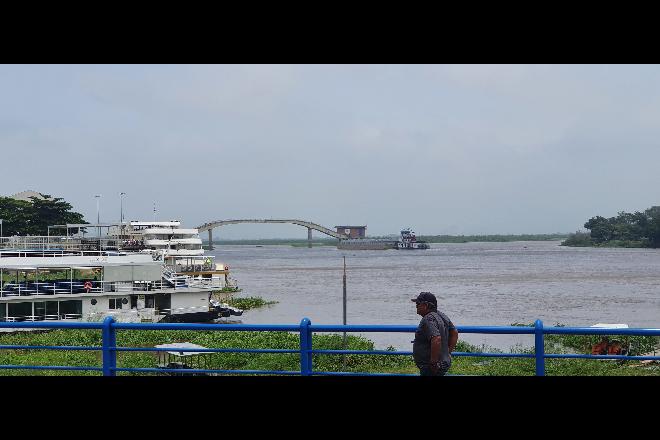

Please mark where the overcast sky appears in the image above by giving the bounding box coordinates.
[1,64,659,238]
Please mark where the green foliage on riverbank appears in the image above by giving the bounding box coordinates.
[417,234,568,243]
[225,296,278,310]
[0,327,657,376]
[214,286,241,293]
[206,234,569,247]
[563,206,660,248]
[560,231,593,246]
[0,194,86,236]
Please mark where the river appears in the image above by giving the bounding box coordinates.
[208,241,660,351]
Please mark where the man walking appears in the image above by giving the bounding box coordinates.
[412,292,458,376]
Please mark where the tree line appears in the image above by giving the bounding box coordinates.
[0,195,86,236]
[562,206,660,248]
[418,234,568,243]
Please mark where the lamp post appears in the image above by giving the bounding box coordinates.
[94,194,101,237]
[120,192,126,236]
[0,219,3,240]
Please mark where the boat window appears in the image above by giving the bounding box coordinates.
[144,295,154,308]
[109,298,123,310]
[8,302,32,319]
[59,300,82,316]
[46,301,58,316]
[34,302,46,317]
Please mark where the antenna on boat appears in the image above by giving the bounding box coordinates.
[94,194,101,237]
[153,203,157,221]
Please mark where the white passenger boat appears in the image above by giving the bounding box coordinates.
[116,221,205,257]
[0,250,240,323]
[109,221,235,288]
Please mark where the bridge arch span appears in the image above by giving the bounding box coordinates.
[197,219,348,249]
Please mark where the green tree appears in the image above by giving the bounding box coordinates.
[646,206,660,248]
[584,216,614,244]
[561,231,592,246]
[578,206,660,248]
[0,194,86,236]
[0,198,32,236]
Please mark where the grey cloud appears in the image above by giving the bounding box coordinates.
[2,64,660,238]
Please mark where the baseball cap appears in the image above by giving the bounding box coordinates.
[411,291,437,307]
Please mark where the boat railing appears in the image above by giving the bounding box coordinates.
[0,279,175,298]
[0,236,141,252]
[170,264,218,273]
[2,304,213,323]
[184,277,224,288]
[0,275,225,297]
[0,249,112,258]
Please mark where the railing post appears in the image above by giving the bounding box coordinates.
[300,318,313,376]
[534,319,545,376]
[102,316,117,376]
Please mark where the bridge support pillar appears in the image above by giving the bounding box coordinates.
[308,227,312,248]
[208,229,214,251]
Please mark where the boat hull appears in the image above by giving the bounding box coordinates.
[158,311,221,323]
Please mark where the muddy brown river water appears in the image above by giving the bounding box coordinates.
[209,241,660,350]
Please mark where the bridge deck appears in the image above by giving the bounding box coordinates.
[197,219,349,240]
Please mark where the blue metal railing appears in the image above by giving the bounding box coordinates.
[0,318,659,375]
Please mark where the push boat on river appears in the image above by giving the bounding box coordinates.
[396,228,430,250]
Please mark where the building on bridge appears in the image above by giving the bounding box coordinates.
[335,226,366,239]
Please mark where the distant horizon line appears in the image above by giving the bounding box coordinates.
[203,232,571,242]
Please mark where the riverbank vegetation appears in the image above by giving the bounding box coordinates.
[417,234,568,243]
[206,234,569,247]
[214,286,242,293]
[0,327,657,376]
[562,206,660,248]
[210,291,277,310]
[0,194,86,236]
[225,296,278,310]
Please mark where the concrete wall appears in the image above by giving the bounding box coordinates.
[103,264,162,282]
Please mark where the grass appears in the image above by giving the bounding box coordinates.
[0,329,411,376]
[0,328,658,376]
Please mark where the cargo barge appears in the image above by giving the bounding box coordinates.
[337,228,430,250]
[337,239,398,250]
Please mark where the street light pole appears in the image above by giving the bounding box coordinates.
[120,192,126,236]
[94,194,101,237]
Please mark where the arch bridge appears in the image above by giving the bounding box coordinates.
[196,219,349,249]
